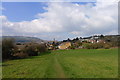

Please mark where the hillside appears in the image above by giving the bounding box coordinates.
[2,36,45,43]
[103,35,120,42]
[2,49,118,78]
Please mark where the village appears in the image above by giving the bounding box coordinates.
[2,34,119,60]
[46,34,106,50]
[15,34,119,51]
[2,1,119,78]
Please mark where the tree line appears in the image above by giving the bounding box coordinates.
[2,38,48,61]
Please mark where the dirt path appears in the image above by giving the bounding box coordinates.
[54,55,66,78]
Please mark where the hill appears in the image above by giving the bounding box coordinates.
[2,48,118,78]
[2,36,45,43]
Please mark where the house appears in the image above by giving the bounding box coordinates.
[96,39,106,43]
[48,44,54,50]
[46,41,56,50]
[80,35,106,43]
[87,39,96,43]
[81,36,92,42]
[58,42,71,49]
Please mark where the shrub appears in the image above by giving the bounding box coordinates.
[83,42,111,49]
[68,43,75,49]
[37,44,48,53]
[69,45,75,49]
[23,43,48,56]
[24,44,38,56]
[2,38,17,60]
[93,42,104,49]
[83,43,92,49]
[97,42,104,48]
[83,43,103,49]
[104,44,111,49]
[12,52,28,59]
[74,41,82,48]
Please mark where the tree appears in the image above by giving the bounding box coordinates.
[76,37,79,40]
[24,43,48,56]
[67,38,71,41]
[79,37,82,39]
[100,34,104,39]
[2,38,16,60]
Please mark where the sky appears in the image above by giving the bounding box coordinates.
[1,0,118,41]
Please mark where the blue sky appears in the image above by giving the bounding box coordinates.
[3,2,61,22]
[2,2,48,22]
[2,2,96,22]
[1,2,118,40]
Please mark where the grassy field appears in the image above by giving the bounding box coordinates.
[2,48,118,78]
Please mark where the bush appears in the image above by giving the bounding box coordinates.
[69,45,75,49]
[2,38,17,60]
[104,44,111,49]
[23,43,48,56]
[24,44,38,56]
[83,43,92,49]
[37,44,48,53]
[74,41,82,48]
[68,43,75,49]
[83,42,111,49]
[12,52,28,59]
[93,42,104,49]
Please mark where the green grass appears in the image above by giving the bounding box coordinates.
[2,48,118,78]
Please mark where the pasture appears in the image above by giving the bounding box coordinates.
[2,48,118,78]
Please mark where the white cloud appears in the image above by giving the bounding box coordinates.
[70,31,83,35]
[1,1,118,40]
[105,30,118,35]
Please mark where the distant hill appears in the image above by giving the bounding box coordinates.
[2,36,45,43]
[102,35,120,42]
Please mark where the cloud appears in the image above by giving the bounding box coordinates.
[1,1,118,40]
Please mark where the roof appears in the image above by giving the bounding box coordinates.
[59,42,71,46]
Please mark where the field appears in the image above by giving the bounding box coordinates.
[2,48,118,78]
